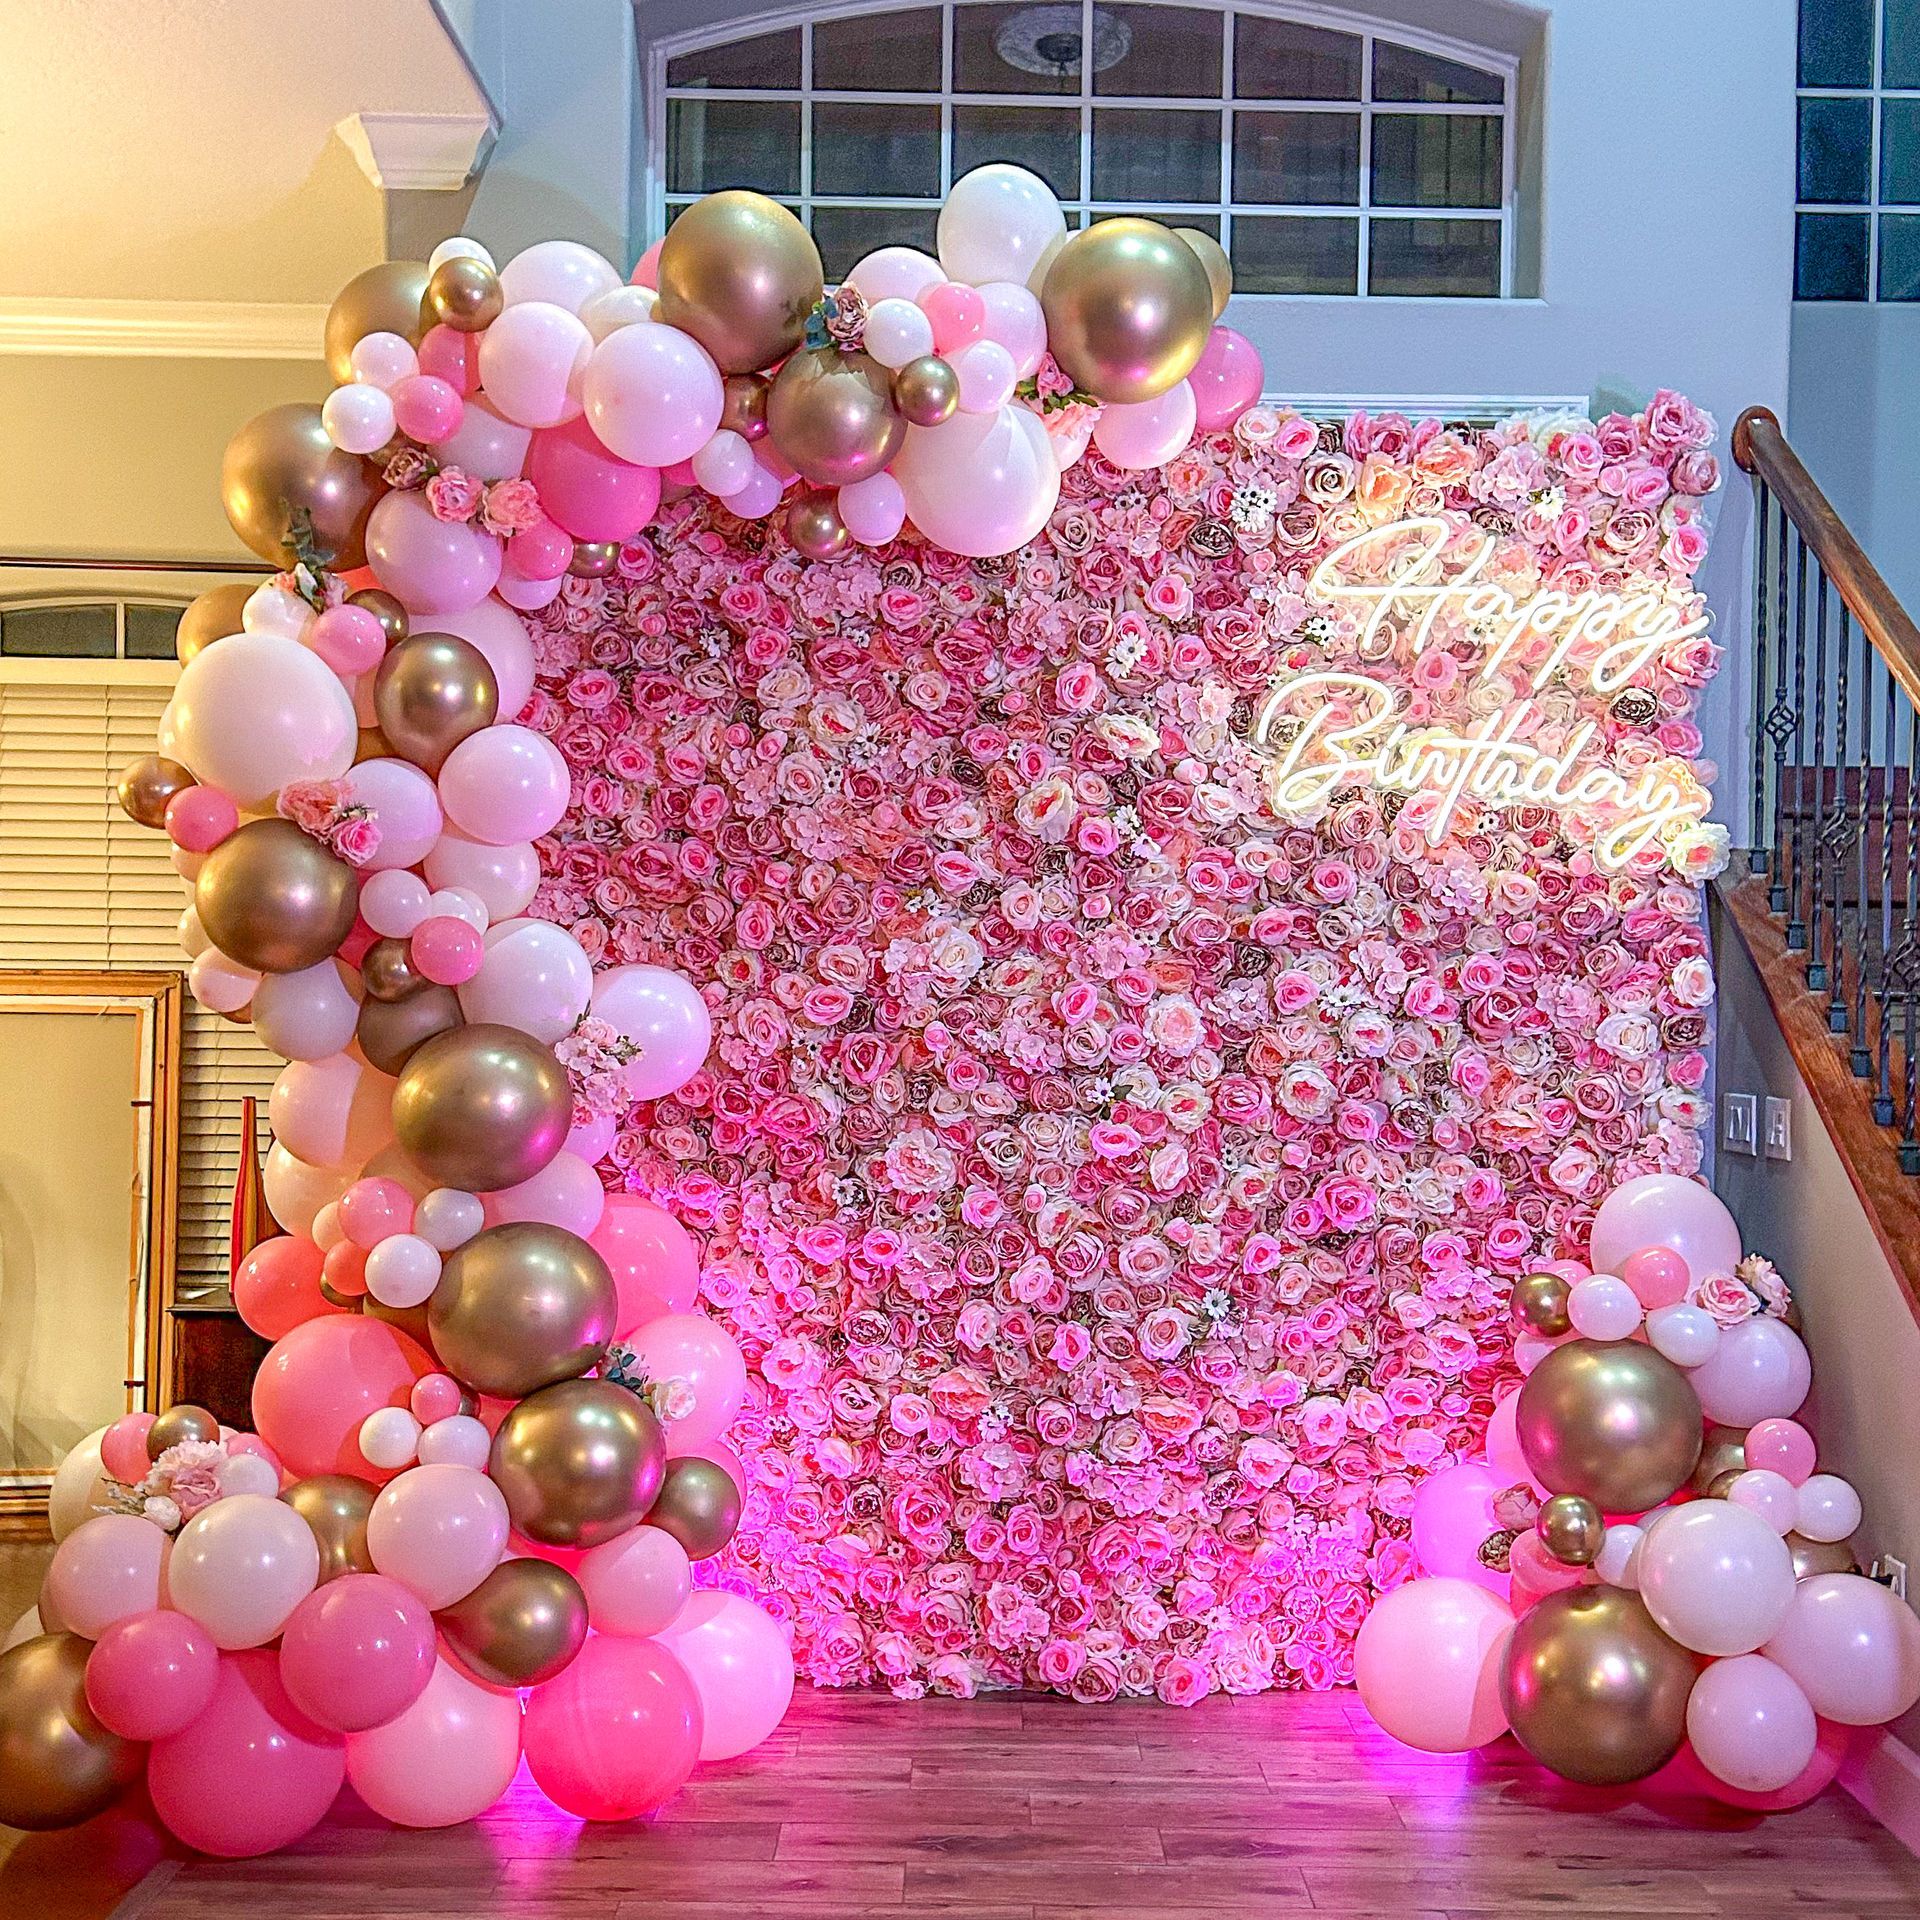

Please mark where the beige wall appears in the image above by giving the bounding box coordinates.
[1710,896,1920,1745]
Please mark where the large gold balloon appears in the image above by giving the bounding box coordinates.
[1501,1586,1697,1785]
[1788,1531,1860,1579]
[391,1024,572,1193]
[324,260,430,385]
[195,817,360,975]
[1536,1493,1604,1567]
[357,984,464,1076]
[175,582,254,666]
[1040,217,1215,404]
[1511,1271,1573,1338]
[1173,225,1233,319]
[437,1559,588,1688]
[428,1222,617,1399]
[646,1457,743,1562]
[221,403,380,569]
[0,1634,142,1830]
[656,191,823,374]
[114,754,195,830]
[1516,1338,1703,1514]
[891,354,959,429]
[1691,1423,1748,1493]
[766,347,904,487]
[422,256,503,334]
[373,633,499,774]
[488,1378,666,1549]
[786,492,850,562]
[280,1474,378,1583]
[721,372,770,442]
[147,1403,220,1458]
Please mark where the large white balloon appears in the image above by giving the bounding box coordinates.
[252,960,363,1062]
[1688,1317,1812,1426]
[49,1427,110,1542]
[583,321,724,467]
[477,301,592,428]
[269,1053,397,1170]
[1765,1572,1920,1724]
[459,920,592,1043]
[892,404,1060,558]
[498,239,622,315]
[937,164,1068,287]
[159,631,356,807]
[1092,380,1198,470]
[1685,1654,1818,1794]
[1636,1500,1796,1655]
[262,1141,354,1237]
[424,831,542,921]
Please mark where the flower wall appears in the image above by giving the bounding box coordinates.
[527,396,1726,1702]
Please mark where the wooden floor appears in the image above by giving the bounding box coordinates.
[3,1532,1919,1919]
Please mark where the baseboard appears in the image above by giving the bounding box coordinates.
[1842,1727,1920,1857]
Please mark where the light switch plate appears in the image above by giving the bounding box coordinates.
[1764,1096,1792,1161]
[1722,1092,1758,1156]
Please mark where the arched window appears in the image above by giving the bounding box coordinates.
[648,1,1519,297]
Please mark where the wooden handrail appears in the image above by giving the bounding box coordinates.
[0,553,273,575]
[1734,406,1920,713]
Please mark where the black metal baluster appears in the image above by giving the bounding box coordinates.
[1786,537,1811,947]
[1750,480,1772,875]
[1828,606,1855,1033]
[1876,663,1900,1125]
[1903,700,1920,1171]
[1808,567,1833,990]
[1769,507,1795,911]
[1852,623,1877,1076]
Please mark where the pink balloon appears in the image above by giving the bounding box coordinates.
[591,1192,701,1333]
[307,603,387,675]
[1588,1173,1742,1281]
[366,490,503,617]
[391,374,464,445]
[576,1524,690,1637]
[485,1149,606,1238]
[410,1373,466,1425]
[656,1589,794,1759]
[839,470,906,546]
[149,1649,345,1857]
[589,964,712,1101]
[952,338,1017,414]
[431,598,535,721]
[340,1177,415,1248]
[521,1632,702,1820]
[412,915,485,986]
[726,458,783,519]
[234,1235,341,1340]
[165,785,239,853]
[1621,1245,1691,1310]
[630,239,664,289]
[583,322,724,467]
[438,724,571,844]
[44,1514,170,1638]
[919,281,984,353]
[504,516,574,582]
[100,1412,157,1484]
[1410,1463,1507,1592]
[435,396,531,479]
[1656,1717,1858,1812]
[252,1314,437,1480]
[85,1609,219,1740]
[278,1572,436,1733]
[346,1653,523,1826]
[617,1312,746,1450]
[527,415,661,542]
[366,1463,509,1610]
[1482,1387,1537,1488]
[418,324,483,397]
[1689,1317,1812,1426]
[1093,381,1197,469]
[672,1436,747,1494]
[1685,1651,1817,1794]
[1746,1417,1819,1486]
[478,300,592,428]
[976,281,1047,378]
[1354,1577,1513,1752]
[1187,326,1265,432]
[341,757,444,872]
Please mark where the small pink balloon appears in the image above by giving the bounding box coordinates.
[410,1373,465,1425]
[86,1609,219,1740]
[340,1176,415,1248]
[1187,325,1265,432]
[164,785,239,853]
[45,1513,171,1637]
[100,1412,157,1484]
[391,374,464,444]
[411,915,485,986]
[919,280,985,353]
[1621,1244,1691,1310]
[278,1572,436,1733]
[308,602,388,675]
[1410,1462,1507,1593]
[504,516,574,582]
[630,238,664,289]
[662,456,698,488]
[1746,1417,1819,1486]
[418,324,483,396]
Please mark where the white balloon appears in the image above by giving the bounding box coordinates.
[359,1406,423,1472]
[844,247,945,305]
[978,280,1048,378]
[424,831,541,921]
[366,1233,444,1309]
[216,1451,281,1499]
[499,239,621,315]
[582,320,725,466]
[1686,1653,1818,1794]
[1689,1317,1812,1426]
[49,1428,109,1543]
[416,1413,492,1470]
[484,1150,606,1238]
[323,382,397,454]
[348,332,419,390]
[953,338,1018,414]
[188,947,259,1014]
[937,163,1068,287]
[1726,1468,1799,1534]
[429,235,494,273]
[581,283,659,341]
[692,428,755,499]
[241,582,312,641]
[893,404,1060,558]
[263,1142,353,1237]
[1093,380,1198,469]
[726,457,783,519]
[177,903,210,959]
[458,921,591,1042]
[361,869,433,939]
[1565,1273,1643,1343]
[3,1607,42,1652]
[416,1187,486,1252]
[168,1496,320,1649]
[1765,1573,1920,1724]
[477,300,593,428]
[1594,1522,1645,1588]
[160,631,357,808]
[1645,1303,1721,1368]
[269,1053,396,1170]
[863,297,936,370]
[252,961,362,1061]
[344,758,444,871]
[1637,1500,1796,1655]
[839,469,907,546]
[427,886,490,933]
[312,1201,347,1253]
[497,568,566,614]
[1795,1472,1863,1543]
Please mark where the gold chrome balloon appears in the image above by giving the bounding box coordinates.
[1500,1586,1697,1785]
[391,1024,573,1193]
[361,937,431,1003]
[373,632,499,775]
[1040,217,1214,404]
[1691,1423,1749,1494]
[488,1378,667,1549]
[766,347,904,487]
[646,1457,743,1561]
[324,260,430,384]
[146,1404,220,1458]
[1788,1531,1860,1579]
[115,754,196,830]
[1535,1493,1604,1567]
[721,372,771,442]
[0,1634,142,1831]
[195,818,360,975]
[175,582,254,667]
[569,540,619,578]
[280,1474,378,1583]
[423,256,503,334]
[347,587,410,645]
[1511,1271,1573,1338]
[891,355,960,429]
[357,985,463,1076]
[786,492,850,562]
[427,1222,618,1399]
[656,191,823,374]
[1516,1338,1703,1515]
[1173,225,1233,318]
[222,403,381,569]
[437,1559,588,1688]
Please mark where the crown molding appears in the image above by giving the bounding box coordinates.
[0,297,326,360]
[335,110,496,192]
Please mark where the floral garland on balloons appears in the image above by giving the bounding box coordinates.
[1357,1172,1920,1808]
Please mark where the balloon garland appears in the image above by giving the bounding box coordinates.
[1358,1172,1920,1805]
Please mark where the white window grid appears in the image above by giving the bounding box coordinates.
[1795,0,1920,300]
[645,0,1519,298]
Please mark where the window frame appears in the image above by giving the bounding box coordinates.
[645,0,1521,299]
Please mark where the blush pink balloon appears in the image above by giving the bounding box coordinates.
[1410,1462,1507,1592]
[484,1149,606,1238]
[590,1192,701,1334]
[366,490,503,617]
[617,1312,746,1450]
[1746,1417,1819,1486]
[411,915,485,986]
[656,1589,793,1760]
[252,1314,437,1480]
[1588,1173,1743,1281]
[977,281,1047,378]
[1621,1245,1691,1309]
[434,396,531,480]
[391,374,464,444]
[148,1650,345,1858]
[366,1464,509,1610]
[1353,1576,1513,1752]
[583,321,724,468]
[99,1412,156,1484]
[527,415,662,542]
[504,516,574,582]
[838,469,906,546]
[589,964,712,1100]
[424,831,541,921]
[346,1653,523,1826]
[521,1632,702,1820]
[577,1524,690,1637]
[410,1373,466,1425]
[44,1513,170,1638]
[341,757,443,872]
[630,238,664,289]
[307,602,387,675]
[477,300,592,428]
[438,724,570,844]
[165,785,239,853]
[1187,325,1264,431]
[919,280,985,353]
[278,1572,436,1733]
[339,1177,415,1247]
[85,1609,219,1740]
[418,324,483,397]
